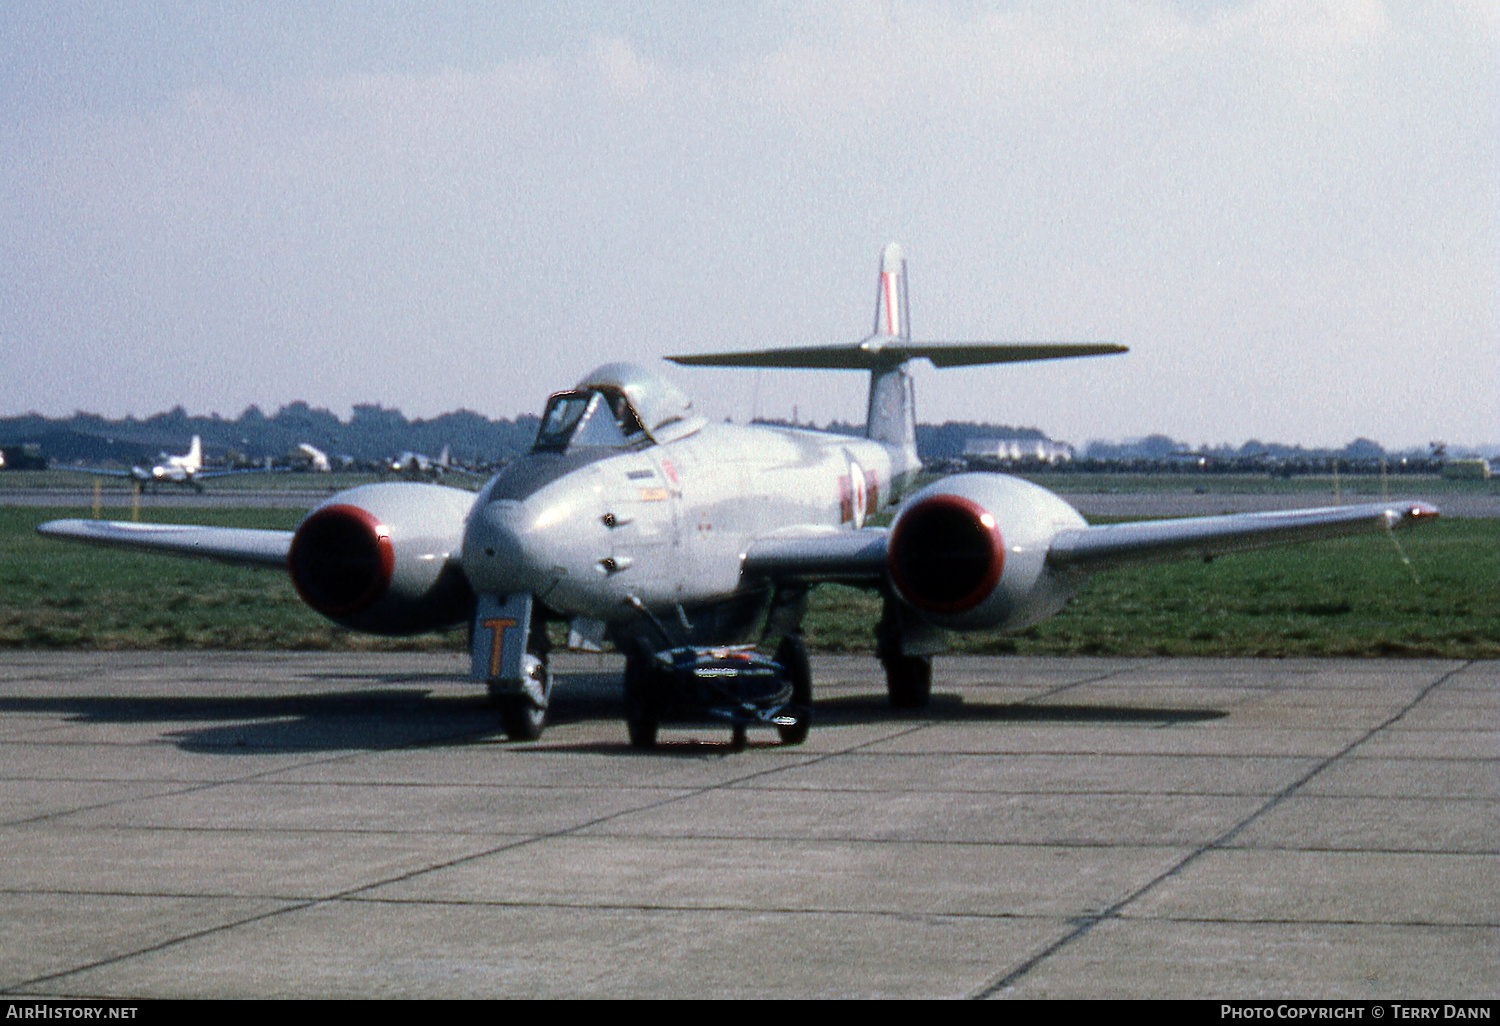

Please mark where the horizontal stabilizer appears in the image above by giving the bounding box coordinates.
[668,341,1126,370]
[37,519,293,569]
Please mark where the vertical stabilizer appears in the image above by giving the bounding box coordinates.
[865,245,917,465]
[873,242,910,342]
[865,360,917,453]
[186,436,202,472]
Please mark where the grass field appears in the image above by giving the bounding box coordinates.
[3,506,1496,658]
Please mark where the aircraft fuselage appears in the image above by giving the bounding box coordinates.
[461,422,911,628]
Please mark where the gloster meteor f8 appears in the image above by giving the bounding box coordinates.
[40,245,1438,745]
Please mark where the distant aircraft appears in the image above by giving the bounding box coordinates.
[387,446,447,479]
[39,245,1438,746]
[296,443,332,473]
[64,436,281,492]
[386,445,483,482]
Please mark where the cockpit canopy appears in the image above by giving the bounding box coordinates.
[532,362,705,453]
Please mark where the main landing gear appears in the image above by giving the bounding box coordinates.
[881,653,932,710]
[876,597,936,711]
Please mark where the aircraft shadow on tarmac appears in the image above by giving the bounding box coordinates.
[0,671,1225,755]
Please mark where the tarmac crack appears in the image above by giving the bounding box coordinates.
[0,742,425,830]
[1020,664,1148,702]
[0,719,932,995]
[966,659,1479,1000]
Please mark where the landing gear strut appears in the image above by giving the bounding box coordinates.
[876,598,937,710]
[623,638,660,750]
[473,592,552,742]
[773,634,812,744]
[881,654,931,710]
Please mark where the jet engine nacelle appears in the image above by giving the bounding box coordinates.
[886,473,1089,633]
[287,482,476,635]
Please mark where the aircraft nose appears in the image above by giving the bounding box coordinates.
[464,495,595,598]
[463,500,536,596]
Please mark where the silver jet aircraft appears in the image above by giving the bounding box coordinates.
[39,245,1438,745]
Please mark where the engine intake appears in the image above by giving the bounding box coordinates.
[885,474,1089,633]
[286,483,476,635]
[288,505,395,618]
[886,494,1004,615]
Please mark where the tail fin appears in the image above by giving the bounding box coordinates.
[186,436,202,471]
[866,243,915,450]
[874,242,910,342]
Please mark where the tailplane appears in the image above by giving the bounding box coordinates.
[666,243,1126,453]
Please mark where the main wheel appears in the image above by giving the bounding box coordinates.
[883,654,931,710]
[623,639,660,749]
[774,635,812,745]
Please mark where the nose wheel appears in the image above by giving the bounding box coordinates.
[491,650,552,741]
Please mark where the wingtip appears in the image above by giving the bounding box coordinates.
[1387,501,1440,528]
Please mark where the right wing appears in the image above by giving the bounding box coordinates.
[37,519,293,570]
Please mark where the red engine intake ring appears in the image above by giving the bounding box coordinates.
[887,493,1005,615]
[287,504,396,618]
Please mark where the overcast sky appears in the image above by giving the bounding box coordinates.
[1,1,1494,449]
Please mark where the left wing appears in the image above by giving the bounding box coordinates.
[1046,501,1438,571]
[36,519,293,569]
[59,465,146,480]
[742,527,889,583]
[742,500,1439,582]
